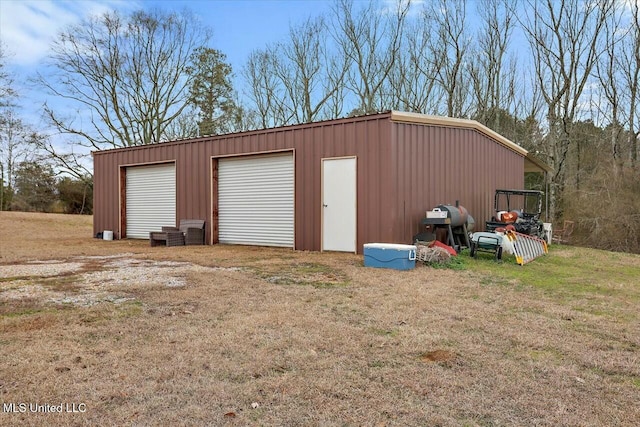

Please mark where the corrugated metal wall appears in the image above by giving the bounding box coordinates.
[93,114,395,251]
[93,113,525,252]
[389,122,525,243]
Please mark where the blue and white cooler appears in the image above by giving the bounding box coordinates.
[363,243,417,270]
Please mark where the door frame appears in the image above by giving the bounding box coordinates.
[320,156,357,253]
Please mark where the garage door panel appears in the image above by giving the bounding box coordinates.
[126,163,176,239]
[218,154,294,248]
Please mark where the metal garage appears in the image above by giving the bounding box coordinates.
[125,163,176,239]
[217,153,294,247]
[93,111,550,251]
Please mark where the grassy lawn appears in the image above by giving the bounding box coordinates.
[1,211,639,426]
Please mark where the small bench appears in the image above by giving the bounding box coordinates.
[149,229,186,247]
[149,220,205,247]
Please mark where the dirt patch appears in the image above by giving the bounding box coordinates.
[421,349,457,363]
[0,254,241,309]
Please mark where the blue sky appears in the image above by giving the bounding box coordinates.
[0,0,336,68]
[0,0,337,120]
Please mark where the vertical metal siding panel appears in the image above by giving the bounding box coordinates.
[179,143,187,220]
[337,123,345,155]
[184,143,191,219]
[382,119,391,243]
[402,123,411,241]
[388,122,527,244]
[108,155,119,237]
[186,143,193,219]
[92,156,102,236]
[392,122,403,244]
[399,124,407,241]
[433,127,442,204]
[192,142,200,219]
[293,130,303,251]
[199,140,208,232]
[294,127,306,251]
[360,120,373,248]
[430,126,437,204]
[113,155,119,234]
[401,124,410,240]
[391,122,400,244]
[93,156,101,236]
[178,144,185,221]
[443,127,451,203]
[390,123,399,243]
[413,124,423,238]
[385,119,395,243]
[453,131,462,203]
[310,126,321,251]
[295,129,305,250]
[176,145,184,221]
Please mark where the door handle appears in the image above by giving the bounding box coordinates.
[323,204,328,207]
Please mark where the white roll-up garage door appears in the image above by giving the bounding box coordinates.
[218,153,294,247]
[126,163,176,239]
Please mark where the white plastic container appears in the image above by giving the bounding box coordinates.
[543,223,552,244]
[426,208,448,219]
[103,230,114,241]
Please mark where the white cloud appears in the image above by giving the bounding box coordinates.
[380,0,425,17]
[0,0,135,67]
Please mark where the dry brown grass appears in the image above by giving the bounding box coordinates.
[1,211,639,426]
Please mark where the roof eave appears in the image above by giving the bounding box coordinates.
[390,110,529,156]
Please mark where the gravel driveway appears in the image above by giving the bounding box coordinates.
[0,254,241,307]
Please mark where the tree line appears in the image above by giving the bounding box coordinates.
[1,0,639,252]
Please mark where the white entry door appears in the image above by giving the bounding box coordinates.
[322,157,356,252]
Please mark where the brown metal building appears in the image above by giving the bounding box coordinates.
[92,111,549,253]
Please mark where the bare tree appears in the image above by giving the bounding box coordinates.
[243,48,290,128]
[388,19,445,113]
[275,16,348,123]
[243,15,348,127]
[162,105,199,140]
[594,0,629,175]
[619,1,640,168]
[423,0,472,118]
[468,0,518,131]
[0,110,32,187]
[331,0,410,114]
[0,47,31,210]
[521,0,614,220]
[0,45,17,109]
[36,9,210,176]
